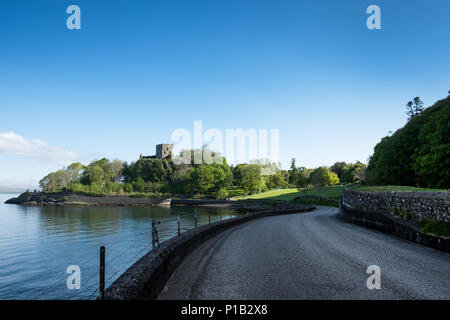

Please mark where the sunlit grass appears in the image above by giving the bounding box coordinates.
[352,185,447,192]
[233,184,448,202]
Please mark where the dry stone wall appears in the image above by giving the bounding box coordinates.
[342,188,450,222]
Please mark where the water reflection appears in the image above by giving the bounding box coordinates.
[0,194,236,300]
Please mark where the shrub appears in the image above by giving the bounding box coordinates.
[133,177,145,192]
[216,188,229,200]
[227,189,246,197]
[123,183,133,193]
[69,183,84,193]
[391,207,411,220]
[422,220,450,237]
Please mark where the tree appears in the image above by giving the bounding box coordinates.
[406,97,425,120]
[110,160,123,182]
[192,165,215,194]
[265,170,288,189]
[216,188,229,200]
[233,164,265,194]
[330,161,367,184]
[39,169,72,192]
[90,165,105,186]
[330,162,349,182]
[66,162,84,184]
[310,167,339,188]
[368,95,449,188]
[133,177,146,192]
[295,167,309,188]
[351,161,367,183]
[289,158,299,185]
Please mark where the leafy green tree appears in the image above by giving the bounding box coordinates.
[406,97,425,121]
[66,162,84,184]
[216,188,229,200]
[133,177,146,192]
[265,170,288,189]
[233,164,265,194]
[309,167,339,187]
[330,162,349,182]
[192,165,215,194]
[89,165,105,186]
[368,95,449,188]
[330,161,367,184]
[295,167,310,188]
[110,160,123,182]
[289,158,299,185]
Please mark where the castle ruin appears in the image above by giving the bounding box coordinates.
[140,144,173,160]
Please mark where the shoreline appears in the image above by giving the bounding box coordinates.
[4,191,308,212]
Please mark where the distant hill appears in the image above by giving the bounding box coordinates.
[0,186,37,194]
[367,95,450,188]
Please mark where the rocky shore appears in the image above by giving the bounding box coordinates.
[4,191,311,212]
[5,191,170,207]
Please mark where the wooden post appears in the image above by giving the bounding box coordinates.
[194,211,198,228]
[177,215,181,236]
[152,219,155,249]
[152,219,160,249]
[99,246,105,300]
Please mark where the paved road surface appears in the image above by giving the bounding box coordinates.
[158,206,450,299]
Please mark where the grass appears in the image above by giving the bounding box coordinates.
[231,188,299,201]
[233,186,345,202]
[422,220,450,238]
[297,185,344,200]
[352,185,447,192]
[232,184,448,204]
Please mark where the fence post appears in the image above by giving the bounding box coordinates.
[99,246,105,300]
[194,211,198,228]
[177,215,181,236]
[229,210,232,219]
[209,214,211,224]
[152,219,160,249]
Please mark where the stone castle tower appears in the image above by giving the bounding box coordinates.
[156,144,173,159]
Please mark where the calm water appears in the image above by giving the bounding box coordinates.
[0,194,236,300]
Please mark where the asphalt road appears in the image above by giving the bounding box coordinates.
[158,206,450,300]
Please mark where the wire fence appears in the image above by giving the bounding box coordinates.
[30,209,236,300]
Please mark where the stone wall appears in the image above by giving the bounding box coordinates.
[342,188,450,222]
[338,198,450,254]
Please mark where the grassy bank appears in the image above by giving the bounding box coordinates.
[231,185,345,201]
[232,184,448,206]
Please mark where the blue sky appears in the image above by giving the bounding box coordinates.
[0,0,449,187]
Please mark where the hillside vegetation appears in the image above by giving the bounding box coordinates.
[367,96,450,188]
